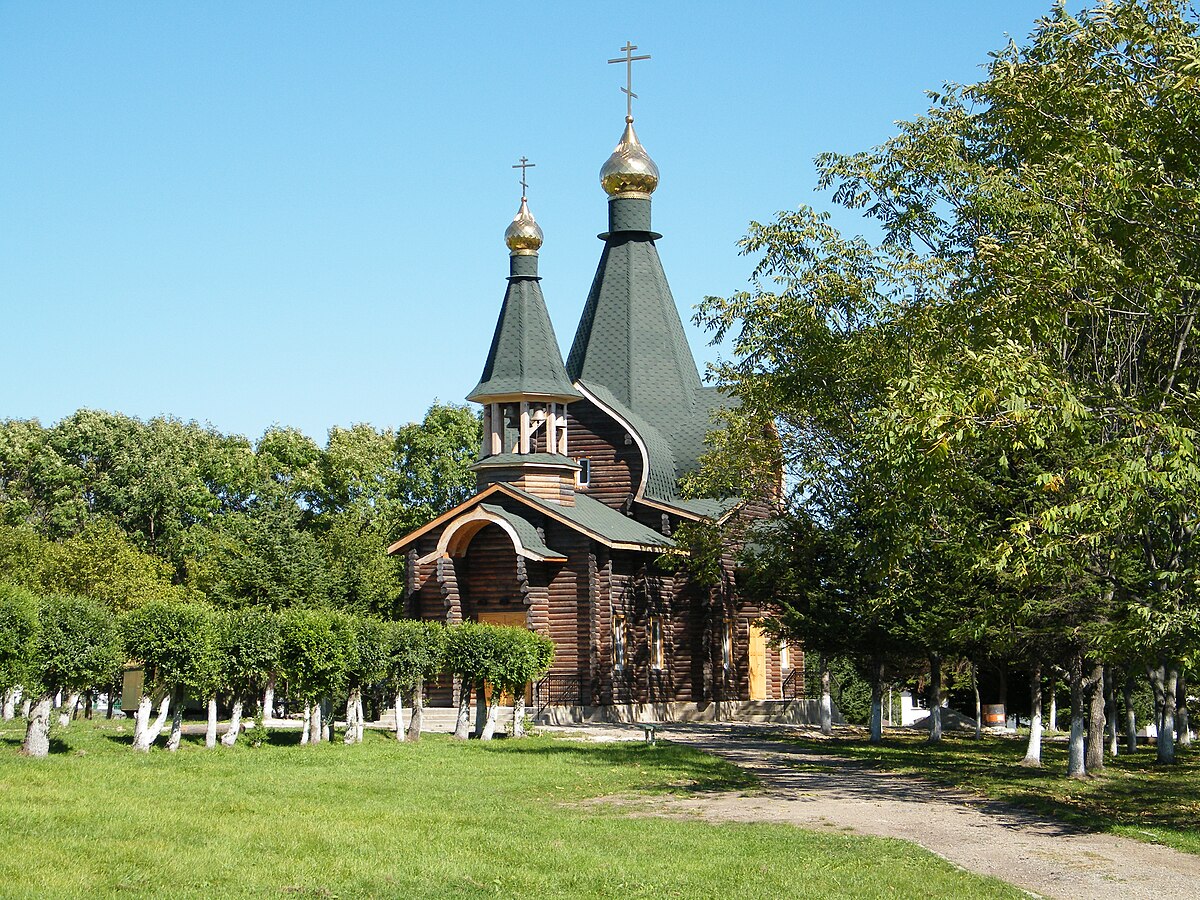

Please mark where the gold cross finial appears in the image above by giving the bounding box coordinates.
[608,41,651,121]
[512,156,535,199]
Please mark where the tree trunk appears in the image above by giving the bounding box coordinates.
[20,695,53,758]
[819,656,832,735]
[1105,669,1119,757]
[205,697,218,749]
[311,701,324,743]
[869,660,883,744]
[221,698,244,747]
[165,691,184,752]
[1149,663,1167,736]
[134,693,172,752]
[1123,675,1138,751]
[475,682,487,736]
[480,694,499,741]
[355,694,365,743]
[58,691,80,728]
[1021,661,1043,767]
[971,660,982,740]
[344,688,360,745]
[407,682,425,742]
[323,698,334,742]
[512,692,527,738]
[393,689,406,742]
[1086,661,1106,774]
[1048,680,1058,732]
[2,687,16,720]
[927,653,943,744]
[84,691,93,720]
[1067,653,1087,778]
[106,676,118,719]
[262,673,276,723]
[1158,663,1178,764]
[300,702,311,745]
[453,680,472,740]
[1177,671,1191,748]
[132,693,152,748]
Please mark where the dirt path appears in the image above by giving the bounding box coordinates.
[550,722,1200,900]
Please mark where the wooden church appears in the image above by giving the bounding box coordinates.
[389,61,793,715]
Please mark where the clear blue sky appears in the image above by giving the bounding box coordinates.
[2,2,1060,443]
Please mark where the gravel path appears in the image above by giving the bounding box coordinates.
[546,722,1200,900]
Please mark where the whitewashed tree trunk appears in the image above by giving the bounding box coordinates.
[480,694,499,741]
[58,691,80,728]
[165,692,184,752]
[1048,682,1058,732]
[262,673,276,723]
[407,682,424,742]
[393,689,406,742]
[20,696,30,718]
[311,701,324,743]
[221,698,244,747]
[869,662,883,744]
[322,698,333,742]
[1123,676,1138,751]
[21,695,53,757]
[355,694,365,743]
[453,681,472,740]
[1022,663,1043,766]
[512,692,527,738]
[927,654,943,743]
[300,702,311,745]
[1105,670,1119,757]
[132,693,152,748]
[1177,672,1191,748]
[344,688,360,745]
[819,658,832,735]
[971,661,982,740]
[1158,664,1178,764]
[1067,655,1087,778]
[2,687,18,720]
[205,697,218,748]
[135,693,171,752]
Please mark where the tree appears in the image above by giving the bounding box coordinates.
[122,601,217,752]
[341,616,389,745]
[383,619,447,742]
[444,622,499,740]
[0,583,38,721]
[21,594,121,757]
[278,608,349,745]
[489,627,554,739]
[216,608,281,748]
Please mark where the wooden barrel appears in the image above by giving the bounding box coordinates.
[982,703,1006,726]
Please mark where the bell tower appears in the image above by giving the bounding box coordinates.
[466,161,582,504]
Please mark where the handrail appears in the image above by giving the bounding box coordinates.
[782,667,806,701]
[533,674,582,715]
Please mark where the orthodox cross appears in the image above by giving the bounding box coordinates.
[608,41,651,120]
[512,156,535,199]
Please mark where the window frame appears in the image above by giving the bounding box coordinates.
[649,616,664,671]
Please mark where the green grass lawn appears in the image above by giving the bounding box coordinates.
[0,719,1023,899]
[785,729,1200,856]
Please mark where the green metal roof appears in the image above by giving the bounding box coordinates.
[468,259,582,403]
[505,486,676,550]
[478,503,565,560]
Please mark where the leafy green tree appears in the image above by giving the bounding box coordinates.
[383,619,447,742]
[0,583,38,720]
[489,627,554,739]
[21,594,121,758]
[341,616,389,745]
[390,403,481,535]
[444,622,500,740]
[278,608,350,745]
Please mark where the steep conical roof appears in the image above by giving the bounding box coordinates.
[467,200,581,404]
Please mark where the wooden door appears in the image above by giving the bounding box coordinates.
[477,610,529,704]
[748,624,767,700]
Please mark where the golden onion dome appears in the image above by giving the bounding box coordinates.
[504,197,544,254]
[600,117,659,197]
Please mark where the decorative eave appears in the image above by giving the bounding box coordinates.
[471,452,581,473]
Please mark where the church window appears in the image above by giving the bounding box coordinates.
[577,458,591,487]
[612,614,626,672]
[649,616,664,670]
[721,619,734,671]
[780,638,790,671]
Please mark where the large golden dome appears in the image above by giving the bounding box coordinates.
[600,117,659,197]
[504,197,543,254]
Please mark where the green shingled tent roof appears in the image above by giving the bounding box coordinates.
[468,268,582,404]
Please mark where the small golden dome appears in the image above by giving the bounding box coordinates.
[504,197,544,254]
[600,117,659,197]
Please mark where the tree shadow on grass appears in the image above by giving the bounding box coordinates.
[0,734,73,754]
